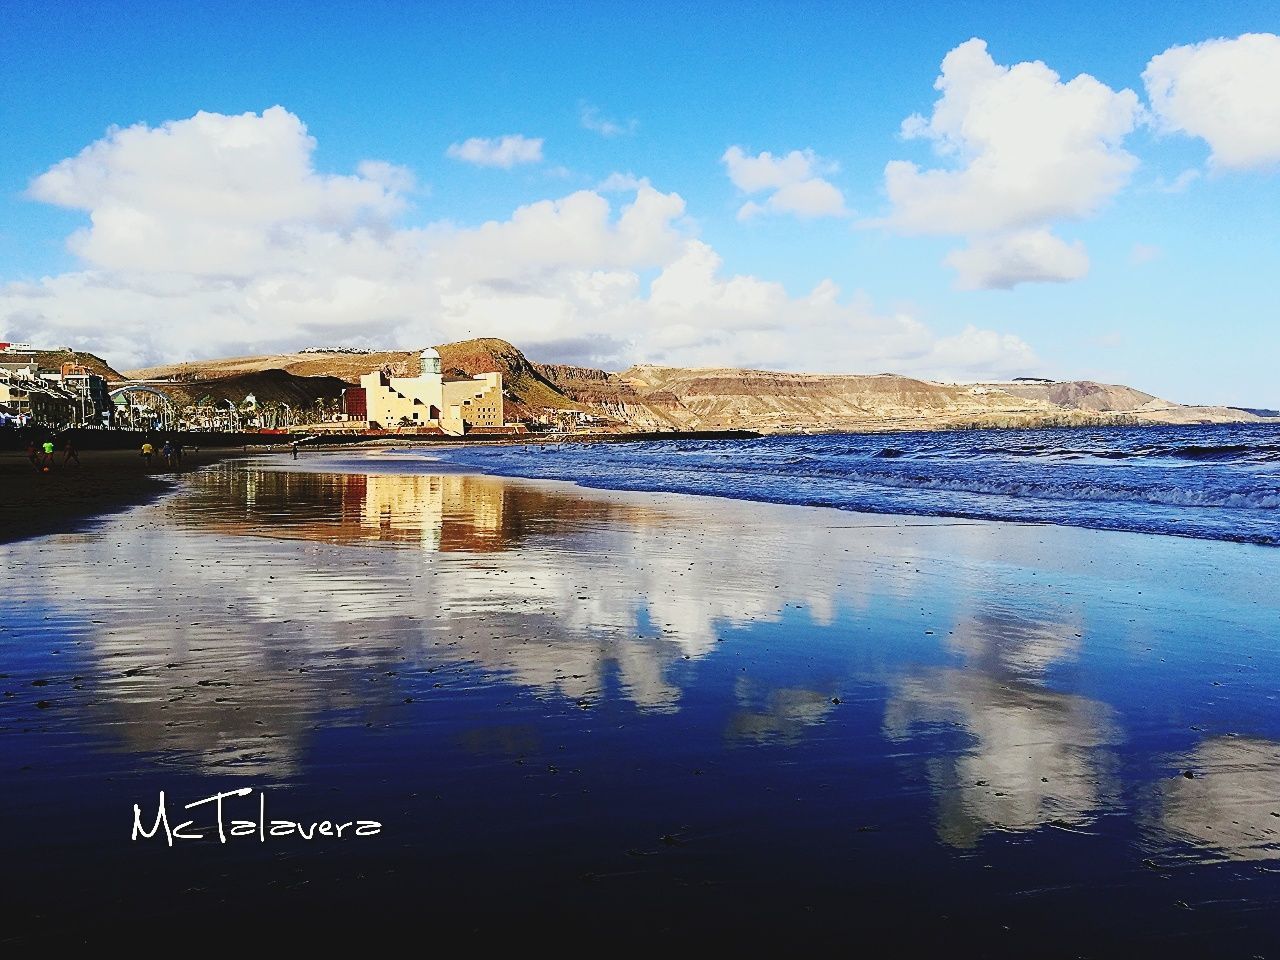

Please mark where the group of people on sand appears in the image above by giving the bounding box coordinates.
[26,437,78,471]
[23,434,195,471]
[140,438,185,469]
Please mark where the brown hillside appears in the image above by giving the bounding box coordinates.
[4,349,124,382]
[159,369,350,409]
[611,365,1068,431]
[122,342,1264,432]
[436,339,578,419]
[129,338,579,421]
[994,380,1164,412]
[974,379,1262,425]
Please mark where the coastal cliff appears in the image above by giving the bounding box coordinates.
[126,338,1265,433]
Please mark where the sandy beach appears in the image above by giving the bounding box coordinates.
[0,448,268,544]
[1,455,1278,951]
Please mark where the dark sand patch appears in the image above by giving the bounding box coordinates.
[0,448,254,543]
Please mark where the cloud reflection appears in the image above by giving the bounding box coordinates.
[1159,736,1280,862]
[726,676,838,745]
[5,466,879,774]
[884,610,1118,846]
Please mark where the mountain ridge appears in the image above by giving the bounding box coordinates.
[124,338,1264,431]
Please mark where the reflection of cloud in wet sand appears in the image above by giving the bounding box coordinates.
[885,611,1117,847]
[1160,736,1280,861]
[726,676,836,745]
[10,467,880,774]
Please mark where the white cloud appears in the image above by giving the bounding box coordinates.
[579,103,637,138]
[2,106,1034,381]
[723,146,827,193]
[445,134,544,168]
[944,230,1090,290]
[356,159,418,193]
[878,39,1140,288]
[722,146,848,220]
[26,106,405,276]
[596,171,650,192]
[1143,34,1280,171]
[885,40,1140,234]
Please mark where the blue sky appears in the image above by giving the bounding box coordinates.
[1,0,1277,405]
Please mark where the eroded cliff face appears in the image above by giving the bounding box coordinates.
[995,380,1163,412]
[612,366,1065,431]
[536,362,1264,430]
[127,341,1263,433]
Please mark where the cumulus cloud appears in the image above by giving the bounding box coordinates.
[579,102,637,138]
[356,159,418,193]
[885,39,1140,234]
[722,146,848,220]
[1143,33,1280,171]
[445,134,544,168]
[596,171,649,193]
[945,230,1090,289]
[1,107,1035,380]
[26,106,405,276]
[878,39,1140,288]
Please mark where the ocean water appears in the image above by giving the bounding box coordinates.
[426,424,1280,545]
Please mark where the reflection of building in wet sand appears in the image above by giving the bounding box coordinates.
[182,467,654,552]
[884,611,1118,847]
[1159,736,1280,861]
[358,472,503,550]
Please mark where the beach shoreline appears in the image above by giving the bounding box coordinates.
[0,448,259,544]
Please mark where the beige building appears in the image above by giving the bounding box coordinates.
[359,348,504,435]
[0,362,78,425]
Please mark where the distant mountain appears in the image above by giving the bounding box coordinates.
[536,364,1264,431]
[993,379,1164,412]
[975,379,1264,425]
[126,339,1265,431]
[1229,407,1279,418]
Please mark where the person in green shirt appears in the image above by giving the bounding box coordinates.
[40,440,55,470]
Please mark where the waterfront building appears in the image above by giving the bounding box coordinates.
[0,363,79,426]
[358,348,504,435]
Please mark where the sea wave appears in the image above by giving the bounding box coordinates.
[430,424,1280,545]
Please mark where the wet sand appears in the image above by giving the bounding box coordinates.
[1,457,1278,951]
[0,448,259,543]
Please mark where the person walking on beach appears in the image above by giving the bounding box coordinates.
[26,439,38,469]
[40,439,55,471]
[141,440,154,468]
[62,438,80,466]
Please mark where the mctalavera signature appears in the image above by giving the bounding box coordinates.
[132,788,382,846]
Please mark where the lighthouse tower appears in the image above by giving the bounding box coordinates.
[420,347,442,378]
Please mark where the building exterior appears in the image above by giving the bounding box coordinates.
[341,385,367,420]
[40,363,113,425]
[0,363,78,425]
[359,348,504,435]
